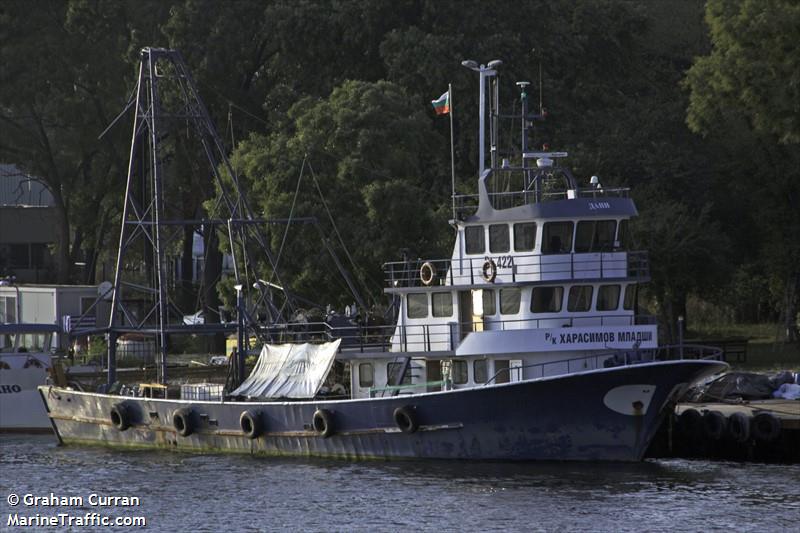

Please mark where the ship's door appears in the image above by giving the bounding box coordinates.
[458,291,473,340]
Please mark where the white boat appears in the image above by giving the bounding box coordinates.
[0,323,57,432]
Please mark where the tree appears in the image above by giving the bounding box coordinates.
[0,0,174,283]
[231,79,442,309]
[685,0,800,342]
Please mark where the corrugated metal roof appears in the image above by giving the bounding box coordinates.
[0,164,55,207]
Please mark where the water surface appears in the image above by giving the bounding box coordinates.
[1,435,798,532]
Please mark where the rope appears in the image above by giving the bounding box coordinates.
[274,155,307,271]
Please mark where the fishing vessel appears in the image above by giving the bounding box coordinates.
[1,323,57,432]
[40,52,727,461]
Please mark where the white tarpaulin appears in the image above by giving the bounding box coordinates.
[231,339,341,399]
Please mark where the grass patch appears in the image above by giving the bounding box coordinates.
[688,323,799,372]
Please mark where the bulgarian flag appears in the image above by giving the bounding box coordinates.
[431,90,450,115]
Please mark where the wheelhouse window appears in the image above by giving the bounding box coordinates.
[465,226,485,254]
[489,224,510,253]
[531,286,564,313]
[541,222,574,254]
[623,285,636,310]
[473,359,487,384]
[358,363,374,388]
[407,293,428,319]
[499,288,521,315]
[482,289,496,316]
[432,292,453,317]
[575,220,617,253]
[567,286,593,312]
[597,285,621,311]
[452,360,468,384]
[514,222,536,252]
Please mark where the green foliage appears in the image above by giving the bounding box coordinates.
[1,0,796,337]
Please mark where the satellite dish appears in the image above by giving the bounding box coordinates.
[97,281,113,301]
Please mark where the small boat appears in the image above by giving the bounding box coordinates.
[1,323,58,432]
[40,56,727,461]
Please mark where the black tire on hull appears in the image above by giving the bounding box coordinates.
[240,409,263,439]
[110,402,131,431]
[312,409,334,438]
[703,410,726,441]
[173,407,196,437]
[752,412,781,443]
[393,405,419,433]
[727,412,751,443]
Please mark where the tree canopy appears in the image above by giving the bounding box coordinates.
[0,0,797,341]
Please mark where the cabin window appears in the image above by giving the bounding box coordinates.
[358,363,374,388]
[514,222,536,252]
[575,220,617,253]
[465,226,485,254]
[499,288,521,315]
[623,285,636,310]
[432,292,453,317]
[0,296,17,323]
[597,285,621,311]
[541,222,574,254]
[494,360,510,384]
[407,293,428,319]
[531,286,564,313]
[567,286,593,312]
[387,362,412,385]
[473,359,487,383]
[489,224,510,253]
[482,289,496,316]
[452,360,468,385]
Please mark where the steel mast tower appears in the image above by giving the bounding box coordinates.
[106,48,291,387]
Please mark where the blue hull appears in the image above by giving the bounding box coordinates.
[40,360,725,461]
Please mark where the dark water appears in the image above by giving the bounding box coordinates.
[1,435,798,532]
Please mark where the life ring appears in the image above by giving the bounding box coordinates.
[727,412,751,443]
[312,409,334,438]
[173,407,196,437]
[240,409,263,439]
[420,262,437,286]
[702,410,726,441]
[110,402,132,431]
[393,405,419,434]
[482,259,497,283]
[751,412,781,443]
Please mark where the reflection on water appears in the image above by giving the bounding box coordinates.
[1,435,798,532]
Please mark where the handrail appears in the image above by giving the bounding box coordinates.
[384,250,649,288]
[483,343,724,385]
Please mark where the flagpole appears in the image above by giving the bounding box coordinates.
[449,83,456,221]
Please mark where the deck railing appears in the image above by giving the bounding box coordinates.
[484,344,724,385]
[384,251,649,288]
[453,186,631,218]
[254,313,656,354]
